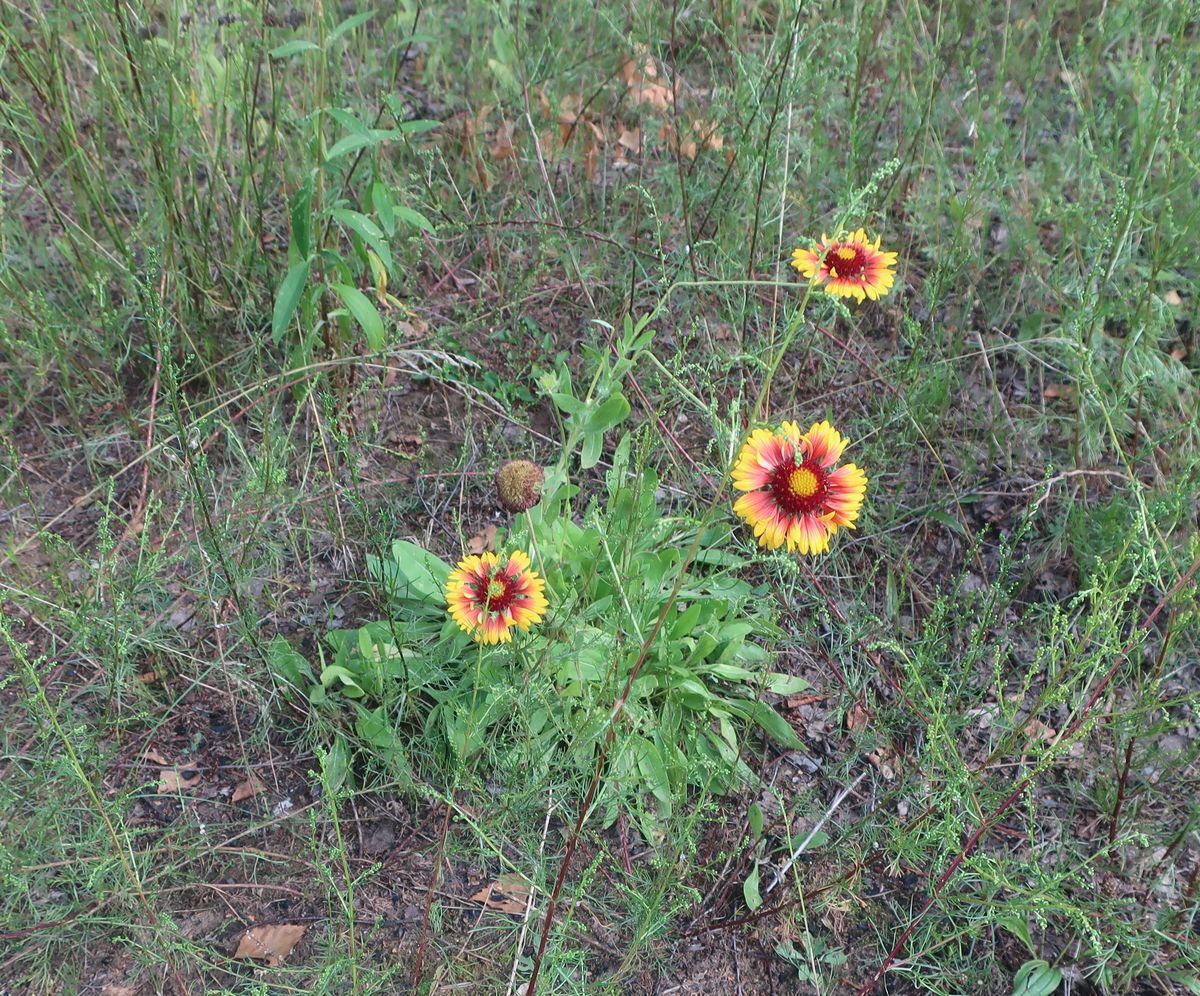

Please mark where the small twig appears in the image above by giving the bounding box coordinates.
[1024,468,1131,511]
[765,770,867,894]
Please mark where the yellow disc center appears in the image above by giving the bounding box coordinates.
[787,467,819,499]
[486,579,507,603]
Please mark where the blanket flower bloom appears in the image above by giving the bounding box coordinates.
[732,421,867,554]
[791,229,898,302]
[446,550,547,644]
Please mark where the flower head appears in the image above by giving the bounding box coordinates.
[732,421,867,554]
[446,549,548,644]
[495,460,545,513]
[791,228,898,302]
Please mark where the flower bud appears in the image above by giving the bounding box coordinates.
[495,460,545,513]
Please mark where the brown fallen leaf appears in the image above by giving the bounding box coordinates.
[234,922,307,966]
[1023,718,1057,743]
[489,119,516,160]
[846,703,872,732]
[232,771,266,804]
[158,762,202,794]
[1163,289,1182,306]
[1042,383,1074,400]
[101,986,137,996]
[467,525,498,555]
[469,872,532,914]
[144,749,202,794]
[617,126,641,154]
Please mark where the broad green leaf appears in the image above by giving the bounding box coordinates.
[331,283,386,350]
[320,664,365,697]
[743,862,762,911]
[329,8,376,41]
[398,118,441,135]
[394,204,435,233]
[635,737,671,806]
[325,107,369,134]
[270,40,319,58]
[271,260,310,344]
[325,129,401,162]
[748,801,764,838]
[290,177,314,260]
[267,635,314,689]
[321,736,351,792]
[383,539,451,602]
[580,431,603,470]
[764,673,809,695]
[725,699,804,749]
[586,392,631,433]
[1012,960,1062,996]
[331,208,394,274]
[371,181,395,236]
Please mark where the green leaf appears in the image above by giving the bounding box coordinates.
[321,737,351,792]
[329,8,376,41]
[586,392,631,433]
[725,699,804,749]
[383,539,451,602]
[743,862,762,911]
[270,40,320,59]
[271,260,310,344]
[331,208,394,274]
[580,431,603,470]
[324,129,401,162]
[267,635,314,690]
[398,119,441,135]
[1012,960,1062,996]
[290,177,314,260]
[331,283,386,350]
[764,673,809,695]
[635,737,672,807]
[371,182,395,236]
[320,664,365,697]
[748,802,764,838]
[394,204,435,233]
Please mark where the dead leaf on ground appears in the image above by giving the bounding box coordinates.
[467,525,498,555]
[101,986,137,996]
[231,771,266,804]
[630,80,673,110]
[144,749,202,794]
[846,703,872,732]
[157,763,202,794]
[234,923,307,966]
[1042,383,1074,400]
[617,126,641,154]
[866,748,899,780]
[1024,718,1057,742]
[489,119,516,160]
[470,873,533,914]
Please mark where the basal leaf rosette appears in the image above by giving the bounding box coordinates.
[791,228,898,302]
[445,550,548,644]
[732,420,867,555]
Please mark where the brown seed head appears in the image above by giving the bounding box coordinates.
[495,460,545,513]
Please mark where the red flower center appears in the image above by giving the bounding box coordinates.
[826,244,866,280]
[471,570,519,614]
[770,460,828,516]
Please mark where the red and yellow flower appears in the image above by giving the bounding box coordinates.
[791,228,898,302]
[732,421,867,555]
[446,550,548,644]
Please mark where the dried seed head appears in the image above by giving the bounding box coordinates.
[495,460,545,513]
